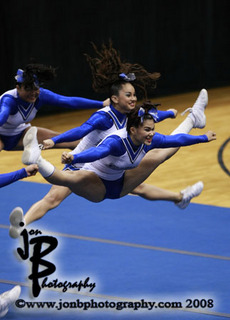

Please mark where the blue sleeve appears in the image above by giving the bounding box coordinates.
[0,95,14,126]
[52,111,113,144]
[150,132,208,149]
[39,88,104,110]
[155,110,175,123]
[72,135,124,164]
[0,168,27,188]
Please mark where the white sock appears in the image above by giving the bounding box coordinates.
[37,156,55,178]
[170,115,194,135]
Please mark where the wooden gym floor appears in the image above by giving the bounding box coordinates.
[1,86,229,208]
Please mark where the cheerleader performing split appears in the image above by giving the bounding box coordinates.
[9,96,216,237]
[0,63,109,151]
[9,44,210,231]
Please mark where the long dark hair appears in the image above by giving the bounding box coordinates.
[85,41,160,99]
[15,63,56,90]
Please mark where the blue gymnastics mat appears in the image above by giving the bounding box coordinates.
[0,181,230,320]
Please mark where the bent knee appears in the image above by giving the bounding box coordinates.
[43,190,68,209]
[131,183,146,195]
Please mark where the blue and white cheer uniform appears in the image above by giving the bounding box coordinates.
[0,88,104,150]
[52,105,175,169]
[70,128,208,199]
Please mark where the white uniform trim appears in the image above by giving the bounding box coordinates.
[70,106,127,169]
[0,89,34,136]
[82,128,146,181]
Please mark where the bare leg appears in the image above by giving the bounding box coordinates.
[21,127,105,202]
[0,138,4,151]
[44,168,106,203]
[121,147,178,197]
[24,185,72,225]
[131,183,182,202]
[121,88,209,197]
[9,167,106,238]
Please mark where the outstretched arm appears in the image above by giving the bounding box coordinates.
[43,112,113,149]
[62,136,124,164]
[155,109,177,122]
[150,131,216,149]
[0,165,38,188]
[41,88,107,110]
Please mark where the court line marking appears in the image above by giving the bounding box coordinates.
[43,229,230,261]
[218,137,230,176]
[1,224,230,261]
[0,279,230,318]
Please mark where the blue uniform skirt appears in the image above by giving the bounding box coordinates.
[64,164,124,200]
[0,132,24,150]
[100,175,124,199]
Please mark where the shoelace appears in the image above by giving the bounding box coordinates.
[181,107,192,116]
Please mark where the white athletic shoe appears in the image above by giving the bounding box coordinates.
[22,127,41,165]
[176,181,204,209]
[182,89,208,129]
[0,285,21,317]
[9,207,24,227]
[9,207,25,239]
[9,226,24,239]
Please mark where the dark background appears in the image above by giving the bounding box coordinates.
[1,0,230,113]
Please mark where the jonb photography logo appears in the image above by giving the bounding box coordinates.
[16,227,96,298]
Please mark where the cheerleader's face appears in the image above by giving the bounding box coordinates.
[16,85,40,103]
[130,119,155,146]
[111,83,137,114]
